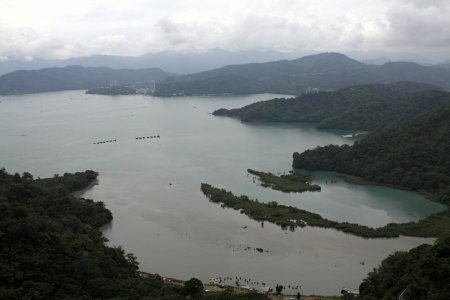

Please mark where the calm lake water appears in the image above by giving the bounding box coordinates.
[0,90,445,295]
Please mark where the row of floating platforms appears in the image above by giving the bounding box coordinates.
[92,135,161,145]
[93,140,117,144]
[136,135,160,140]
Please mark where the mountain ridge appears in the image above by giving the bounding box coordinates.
[154,52,450,96]
[213,82,449,131]
[0,65,173,95]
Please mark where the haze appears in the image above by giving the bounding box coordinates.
[1,0,450,63]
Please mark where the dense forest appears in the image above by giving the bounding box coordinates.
[213,82,450,131]
[0,169,269,299]
[154,53,450,96]
[293,106,450,205]
[359,236,450,300]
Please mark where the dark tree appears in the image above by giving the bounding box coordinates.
[182,277,204,297]
[275,284,284,295]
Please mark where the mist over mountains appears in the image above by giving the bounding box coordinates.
[2,49,450,76]
[0,49,312,76]
[154,53,450,96]
[0,66,172,95]
[2,52,450,96]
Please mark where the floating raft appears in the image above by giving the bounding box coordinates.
[93,139,117,144]
[135,135,160,140]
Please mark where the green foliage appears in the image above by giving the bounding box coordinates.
[247,169,321,193]
[155,53,450,96]
[293,107,450,206]
[292,107,450,238]
[214,82,449,131]
[359,236,450,300]
[200,183,450,238]
[0,169,267,300]
[0,170,182,299]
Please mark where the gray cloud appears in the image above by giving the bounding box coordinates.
[0,0,449,61]
[385,3,450,49]
[399,0,449,9]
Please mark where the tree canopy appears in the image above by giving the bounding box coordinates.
[213,82,449,131]
[359,236,450,300]
[293,106,450,205]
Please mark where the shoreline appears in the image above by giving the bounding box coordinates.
[137,271,341,299]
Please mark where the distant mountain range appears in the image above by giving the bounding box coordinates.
[0,49,312,75]
[0,66,172,95]
[154,53,450,96]
[438,59,450,69]
[2,52,450,96]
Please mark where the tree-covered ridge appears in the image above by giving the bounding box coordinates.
[0,169,272,299]
[359,236,450,300]
[154,53,450,96]
[0,170,183,299]
[213,82,450,131]
[293,106,450,205]
[0,65,172,95]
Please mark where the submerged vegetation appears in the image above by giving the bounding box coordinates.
[201,183,450,238]
[247,169,320,193]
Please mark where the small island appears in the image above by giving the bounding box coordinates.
[201,183,450,238]
[247,169,321,193]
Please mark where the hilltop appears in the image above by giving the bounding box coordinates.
[0,65,172,95]
[154,53,450,96]
[213,82,449,131]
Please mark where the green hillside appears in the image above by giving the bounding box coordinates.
[359,236,450,300]
[0,169,268,299]
[293,107,450,204]
[0,65,172,95]
[214,82,449,131]
[154,53,450,96]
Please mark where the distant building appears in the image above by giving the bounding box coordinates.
[109,80,119,87]
[148,80,156,94]
[305,86,320,95]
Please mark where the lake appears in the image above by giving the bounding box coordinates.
[0,90,444,295]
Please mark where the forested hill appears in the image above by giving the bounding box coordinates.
[213,82,449,131]
[0,65,173,95]
[0,170,177,299]
[154,52,450,96]
[0,169,270,299]
[293,107,450,204]
[358,236,450,300]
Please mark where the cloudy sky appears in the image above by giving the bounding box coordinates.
[1,0,449,61]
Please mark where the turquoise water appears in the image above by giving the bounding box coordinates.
[0,90,443,295]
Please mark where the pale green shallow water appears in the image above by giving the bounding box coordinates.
[0,90,444,295]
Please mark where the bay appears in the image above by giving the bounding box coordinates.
[0,90,444,295]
